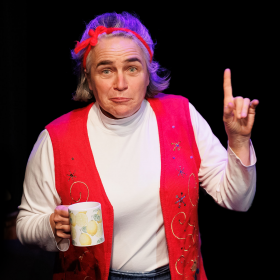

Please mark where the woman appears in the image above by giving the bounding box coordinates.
[16,12,258,280]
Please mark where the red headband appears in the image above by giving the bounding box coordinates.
[74,26,153,69]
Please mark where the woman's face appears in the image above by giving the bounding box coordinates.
[85,36,150,119]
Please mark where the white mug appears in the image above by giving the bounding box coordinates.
[68,201,105,246]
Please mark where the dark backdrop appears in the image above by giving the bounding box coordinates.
[2,1,268,279]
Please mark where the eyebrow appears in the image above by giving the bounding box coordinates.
[96,60,113,68]
[96,57,143,68]
[123,57,143,65]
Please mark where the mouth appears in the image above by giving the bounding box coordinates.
[110,98,131,103]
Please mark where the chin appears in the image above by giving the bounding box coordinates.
[110,104,135,118]
[101,106,133,119]
[113,110,134,119]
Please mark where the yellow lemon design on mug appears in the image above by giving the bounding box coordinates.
[69,213,76,227]
[79,233,91,246]
[97,210,102,223]
[87,220,98,236]
[76,212,88,227]
[71,226,77,239]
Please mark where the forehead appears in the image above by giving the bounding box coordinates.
[92,36,145,63]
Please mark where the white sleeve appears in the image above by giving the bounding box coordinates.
[189,102,257,212]
[16,129,70,251]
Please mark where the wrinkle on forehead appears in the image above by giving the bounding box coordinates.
[91,37,146,66]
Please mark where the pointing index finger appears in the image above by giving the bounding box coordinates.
[223,68,233,105]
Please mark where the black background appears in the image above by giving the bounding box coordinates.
[2,1,269,279]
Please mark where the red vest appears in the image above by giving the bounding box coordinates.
[46,93,208,280]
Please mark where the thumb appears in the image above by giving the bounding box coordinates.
[223,102,234,122]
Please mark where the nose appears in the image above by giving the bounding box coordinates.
[113,73,128,92]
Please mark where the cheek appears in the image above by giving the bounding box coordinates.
[92,79,110,98]
[131,74,149,91]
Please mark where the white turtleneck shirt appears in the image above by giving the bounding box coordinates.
[16,99,257,272]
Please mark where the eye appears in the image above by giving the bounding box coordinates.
[102,69,111,74]
[129,67,137,73]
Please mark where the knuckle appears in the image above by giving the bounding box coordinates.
[55,223,61,230]
[53,216,59,222]
[234,96,243,100]
[62,224,70,231]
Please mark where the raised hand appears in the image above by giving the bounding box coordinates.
[223,68,259,144]
[223,69,259,165]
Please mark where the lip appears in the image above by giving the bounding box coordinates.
[110,98,131,103]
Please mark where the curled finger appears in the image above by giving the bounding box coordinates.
[241,98,251,118]
[53,214,70,225]
[249,99,259,111]
[56,224,71,239]
[233,96,244,118]
[55,223,71,233]
[56,229,71,239]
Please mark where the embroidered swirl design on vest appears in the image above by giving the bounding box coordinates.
[77,250,96,277]
[169,127,201,277]
[171,212,186,239]
[188,173,198,207]
[187,221,196,244]
[182,209,200,278]
[182,242,192,253]
[175,255,185,275]
[79,249,90,260]
[172,172,199,276]
[70,181,89,202]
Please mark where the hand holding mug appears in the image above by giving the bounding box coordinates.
[50,205,71,242]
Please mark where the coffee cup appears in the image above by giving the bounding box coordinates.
[68,202,104,246]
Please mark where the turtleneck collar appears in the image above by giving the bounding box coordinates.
[92,100,148,135]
